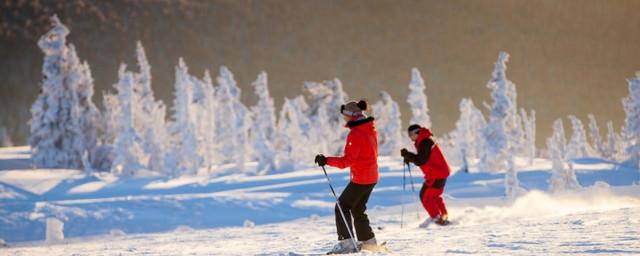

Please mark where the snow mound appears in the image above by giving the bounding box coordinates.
[46,218,64,243]
[174,225,194,233]
[243,219,255,228]
[109,229,126,237]
[291,199,334,209]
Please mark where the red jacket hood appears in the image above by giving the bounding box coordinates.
[414,128,433,146]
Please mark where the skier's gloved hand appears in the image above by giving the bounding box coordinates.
[400,148,411,164]
[315,154,327,167]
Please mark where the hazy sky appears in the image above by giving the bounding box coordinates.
[1,0,639,145]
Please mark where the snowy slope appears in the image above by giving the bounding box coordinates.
[4,186,639,255]
[1,146,639,255]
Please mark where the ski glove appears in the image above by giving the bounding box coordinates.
[315,154,327,167]
[400,148,412,164]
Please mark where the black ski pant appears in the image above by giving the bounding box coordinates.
[335,182,376,241]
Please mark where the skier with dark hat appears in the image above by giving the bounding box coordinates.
[401,124,451,226]
[314,100,380,254]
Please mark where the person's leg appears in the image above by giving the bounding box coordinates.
[350,183,376,242]
[431,179,448,218]
[425,187,445,218]
[420,182,438,218]
[335,182,358,240]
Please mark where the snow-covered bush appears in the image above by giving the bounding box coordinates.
[406,68,431,128]
[372,91,402,156]
[547,119,581,192]
[251,72,277,174]
[622,72,640,168]
[448,98,486,172]
[566,115,593,160]
[30,15,100,169]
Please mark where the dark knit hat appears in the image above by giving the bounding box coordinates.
[407,124,422,133]
[340,100,368,116]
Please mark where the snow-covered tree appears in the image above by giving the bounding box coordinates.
[111,67,146,176]
[196,71,217,172]
[605,120,624,160]
[29,15,100,169]
[566,115,593,160]
[477,52,523,197]
[165,59,201,176]
[587,114,605,157]
[131,41,169,174]
[622,72,640,168]
[479,52,522,170]
[372,91,403,156]
[406,68,431,128]
[216,66,251,172]
[0,127,13,147]
[275,96,314,171]
[303,79,349,155]
[547,119,581,192]
[251,72,277,174]
[449,98,487,172]
[520,109,536,165]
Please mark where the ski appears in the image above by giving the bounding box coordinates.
[288,241,391,256]
[360,241,391,253]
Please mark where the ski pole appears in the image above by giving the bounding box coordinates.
[321,165,359,250]
[407,162,421,220]
[401,161,408,228]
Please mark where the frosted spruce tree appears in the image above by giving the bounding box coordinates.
[605,121,623,160]
[520,109,536,165]
[372,91,402,156]
[111,67,146,176]
[216,66,251,172]
[251,72,277,174]
[566,115,593,160]
[165,59,201,176]
[189,72,212,174]
[30,15,100,170]
[303,79,349,155]
[587,114,605,157]
[450,98,487,172]
[197,71,217,172]
[622,72,640,168]
[406,68,432,128]
[478,52,523,197]
[131,41,169,174]
[275,96,314,171]
[547,119,581,192]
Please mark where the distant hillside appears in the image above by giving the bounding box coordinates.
[1,0,639,145]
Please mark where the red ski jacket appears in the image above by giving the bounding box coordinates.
[414,128,451,181]
[327,116,379,185]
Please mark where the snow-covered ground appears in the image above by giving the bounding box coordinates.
[1,146,639,255]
